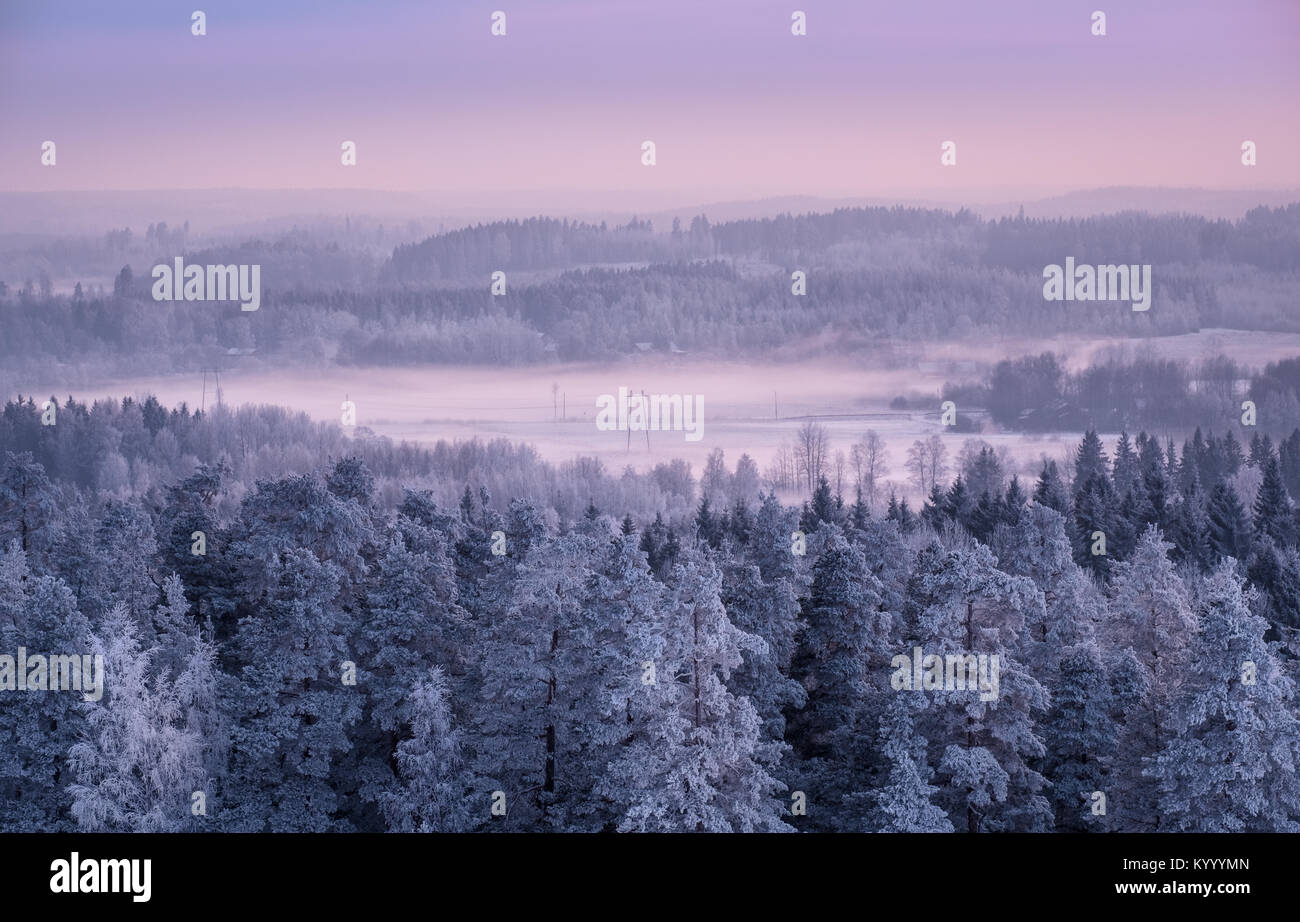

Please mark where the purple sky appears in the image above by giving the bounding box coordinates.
[2,0,1297,201]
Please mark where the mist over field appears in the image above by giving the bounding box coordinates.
[21,329,1300,503]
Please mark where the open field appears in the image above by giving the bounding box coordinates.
[23,328,1297,499]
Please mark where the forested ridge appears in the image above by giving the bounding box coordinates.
[3,205,1297,383]
[3,394,1300,832]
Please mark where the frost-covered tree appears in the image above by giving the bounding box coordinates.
[157,461,234,633]
[0,452,56,561]
[721,559,805,743]
[68,603,206,832]
[476,531,647,831]
[359,534,464,735]
[353,530,466,827]
[1102,526,1197,830]
[904,542,1052,832]
[153,572,196,680]
[857,695,952,832]
[990,503,1101,683]
[228,472,372,603]
[749,490,804,586]
[1040,644,1115,831]
[601,549,788,832]
[377,667,476,832]
[788,530,892,830]
[0,554,92,830]
[220,548,361,831]
[88,499,158,624]
[1146,562,1300,831]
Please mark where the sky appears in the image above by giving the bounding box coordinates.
[1,0,1297,204]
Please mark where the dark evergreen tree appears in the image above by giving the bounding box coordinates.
[1221,429,1245,477]
[1112,432,1140,497]
[695,496,723,549]
[1253,453,1295,547]
[1169,471,1212,571]
[1072,471,1117,579]
[1032,460,1070,514]
[1073,430,1109,495]
[788,532,890,830]
[728,496,754,545]
[1041,644,1115,831]
[1002,476,1027,526]
[1207,481,1252,562]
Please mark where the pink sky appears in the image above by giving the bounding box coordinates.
[2,0,1297,199]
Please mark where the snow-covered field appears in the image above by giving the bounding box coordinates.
[34,328,1300,495]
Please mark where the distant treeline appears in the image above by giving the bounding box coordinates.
[1,204,1296,379]
[0,395,705,525]
[387,204,1300,280]
[946,353,1300,435]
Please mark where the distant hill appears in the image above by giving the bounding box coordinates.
[2,187,1295,238]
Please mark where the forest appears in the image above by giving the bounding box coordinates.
[944,353,1300,435]
[2,204,1298,386]
[2,393,1299,832]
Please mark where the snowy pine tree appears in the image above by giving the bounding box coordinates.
[1146,562,1300,831]
[601,548,788,832]
[904,542,1052,832]
[1102,526,1197,830]
[860,695,952,832]
[378,667,476,832]
[68,603,206,832]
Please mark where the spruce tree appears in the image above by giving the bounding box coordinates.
[1073,430,1109,494]
[1207,481,1252,562]
[1253,453,1294,547]
[1170,471,1212,571]
[1033,460,1070,514]
[1041,644,1116,831]
[788,532,892,829]
[1112,432,1139,497]
[1102,526,1197,831]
